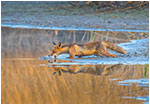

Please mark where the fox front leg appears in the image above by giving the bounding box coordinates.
[69,52,75,59]
[68,47,76,59]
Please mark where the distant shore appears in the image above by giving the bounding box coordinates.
[2,1,149,31]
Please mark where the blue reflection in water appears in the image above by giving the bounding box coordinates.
[121,96,149,104]
[117,79,149,87]
[118,79,149,104]
[1,24,149,32]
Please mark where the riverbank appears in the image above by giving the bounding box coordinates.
[2,1,149,31]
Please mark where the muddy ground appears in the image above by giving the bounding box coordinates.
[1,1,149,30]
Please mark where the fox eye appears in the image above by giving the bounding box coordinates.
[58,42,61,47]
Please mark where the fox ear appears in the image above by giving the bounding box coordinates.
[53,42,56,45]
[58,42,62,47]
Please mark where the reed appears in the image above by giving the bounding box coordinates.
[89,31,96,42]
[144,64,148,78]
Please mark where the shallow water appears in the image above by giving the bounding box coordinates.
[2,24,149,32]
[1,59,149,104]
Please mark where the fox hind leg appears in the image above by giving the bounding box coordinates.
[100,51,117,58]
[97,53,103,57]
[96,44,116,58]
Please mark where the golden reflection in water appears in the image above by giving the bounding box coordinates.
[1,59,149,104]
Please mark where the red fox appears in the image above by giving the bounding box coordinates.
[50,41,126,59]
[51,64,122,76]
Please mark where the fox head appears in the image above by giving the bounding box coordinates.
[50,42,63,58]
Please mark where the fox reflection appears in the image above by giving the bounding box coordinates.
[51,64,123,76]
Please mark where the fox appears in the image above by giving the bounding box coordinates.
[51,64,123,76]
[50,41,126,59]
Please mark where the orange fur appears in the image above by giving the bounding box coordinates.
[52,64,122,76]
[50,41,126,58]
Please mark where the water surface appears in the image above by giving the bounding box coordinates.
[1,59,149,104]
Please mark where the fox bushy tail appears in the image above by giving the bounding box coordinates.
[104,42,126,54]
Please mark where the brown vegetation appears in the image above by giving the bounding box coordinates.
[69,1,149,12]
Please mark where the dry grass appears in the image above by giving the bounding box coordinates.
[1,59,149,104]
